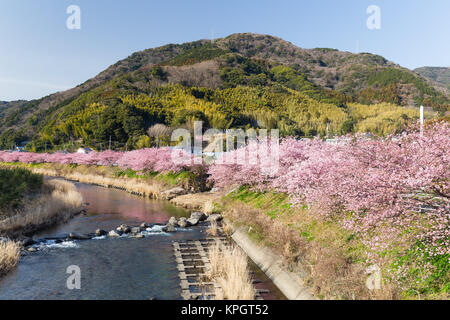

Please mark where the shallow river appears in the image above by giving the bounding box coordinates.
[0,182,285,300]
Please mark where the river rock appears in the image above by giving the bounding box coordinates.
[140,222,149,229]
[168,216,178,226]
[95,229,107,237]
[190,212,207,221]
[187,218,199,226]
[69,232,91,240]
[177,217,191,228]
[108,230,121,237]
[134,234,144,239]
[27,247,37,252]
[20,237,36,247]
[118,224,131,233]
[160,187,187,200]
[131,227,142,234]
[206,214,223,222]
[162,225,176,233]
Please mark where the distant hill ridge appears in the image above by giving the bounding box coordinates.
[414,66,450,92]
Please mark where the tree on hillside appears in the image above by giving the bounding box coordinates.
[147,123,173,147]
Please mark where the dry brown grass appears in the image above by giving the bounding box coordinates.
[222,221,234,237]
[0,240,20,276]
[0,179,83,237]
[29,165,165,198]
[206,220,219,237]
[205,242,255,300]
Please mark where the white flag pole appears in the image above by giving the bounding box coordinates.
[420,105,424,135]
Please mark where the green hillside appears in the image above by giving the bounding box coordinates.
[414,66,450,91]
[0,33,448,151]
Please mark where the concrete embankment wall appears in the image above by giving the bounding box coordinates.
[232,226,316,300]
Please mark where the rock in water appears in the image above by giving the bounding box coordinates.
[168,216,178,226]
[131,227,142,234]
[134,234,144,239]
[162,225,176,233]
[108,230,121,237]
[140,222,149,229]
[118,224,131,233]
[190,212,207,221]
[21,237,36,247]
[206,214,223,222]
[95,229,107,237]
[187,218,199,226]
[177,217,191,228]
[27,247,37,253]
[69,232,90,240]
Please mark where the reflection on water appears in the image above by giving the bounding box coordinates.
[78,183,190,223]
[0,182,204,300]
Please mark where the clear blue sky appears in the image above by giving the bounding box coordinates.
[0,0,449,101]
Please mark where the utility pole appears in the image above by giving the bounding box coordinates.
[420,105,424,136]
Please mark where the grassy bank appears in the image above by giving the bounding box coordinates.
[0,168,83,276]
[0,162,208,198]
[0,167,83,238]
[216,187,449,300]
[0,167,43,214]
[0,179,83,238]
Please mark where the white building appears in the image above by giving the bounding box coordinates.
[77,147,93,154]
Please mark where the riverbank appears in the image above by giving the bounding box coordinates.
[219,188,450,300]
[169,192,318,300]
[0,178,83,239]
[0,162,208,199]
[217,189,374,300]
[0,168,83,239]
[0,168,83,277]
[169,192,224,213]
[169,189,384,299]
[231,226,315,300]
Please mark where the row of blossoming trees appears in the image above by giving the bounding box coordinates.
[0,148,197,173]
[210,122,449,261]
[1,122,449,260]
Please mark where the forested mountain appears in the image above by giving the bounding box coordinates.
[0,33,448,151]
[414,66,450,91]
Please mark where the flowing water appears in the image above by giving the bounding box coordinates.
[0,182,286,300]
